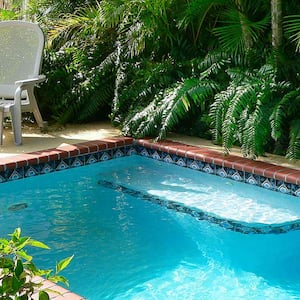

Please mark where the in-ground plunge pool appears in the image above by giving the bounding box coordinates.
[1,155,300,299]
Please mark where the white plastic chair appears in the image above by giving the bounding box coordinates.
[0,20,46,145]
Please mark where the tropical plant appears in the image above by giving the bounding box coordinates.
[6,0,300,159]
[271,89,300,159]
[210,64,290,158]
[0,227,73,300]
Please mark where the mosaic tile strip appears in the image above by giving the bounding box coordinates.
[135,139,300,197]
[98,179,300,235]
[1,136,300,198]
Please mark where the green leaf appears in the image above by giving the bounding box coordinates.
[39,290,50,300]
[13,237,30,251]
[0,238,9,246]
[2,276,13,292]
[0,257,14,269]
[16,250,32,262]
[49,275,69,287]
[15,259,24,278]
[12,275,22,293]
[56,255,74,273]
[28,240,50,250]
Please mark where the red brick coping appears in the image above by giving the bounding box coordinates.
[0,136,299,185]
[0,137,134,172]
[136,139,300,185]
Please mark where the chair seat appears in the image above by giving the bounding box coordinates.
[0,84,28,98]
[0,99,30,112]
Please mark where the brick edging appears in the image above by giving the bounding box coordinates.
[135,138,300,186]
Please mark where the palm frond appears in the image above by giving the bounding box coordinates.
[284,15,300,52]
[213,8,269,54]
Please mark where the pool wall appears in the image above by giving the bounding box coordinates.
[0,137,300,198]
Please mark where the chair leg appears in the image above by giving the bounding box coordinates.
[10,104,22,146]
[27,86,44,128]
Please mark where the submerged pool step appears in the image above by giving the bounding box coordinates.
[98,179,300,235]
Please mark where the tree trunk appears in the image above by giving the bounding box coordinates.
[0,0,11,9]
[235,0,252,50]
[271,0,282,50]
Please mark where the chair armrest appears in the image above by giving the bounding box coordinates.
[15,75,46,87]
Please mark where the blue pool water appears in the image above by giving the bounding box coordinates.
[1,155,300,299]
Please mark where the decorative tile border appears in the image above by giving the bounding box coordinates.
[0,136,300,198]
[135,139,300,197]
[98,179,300,235]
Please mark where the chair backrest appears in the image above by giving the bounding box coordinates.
[0,21,44,85]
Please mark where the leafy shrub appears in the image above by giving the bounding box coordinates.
[0,228,73,300]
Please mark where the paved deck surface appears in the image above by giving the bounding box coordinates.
[1,121,299,170]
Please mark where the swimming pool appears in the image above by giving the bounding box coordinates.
[1,155,300,299]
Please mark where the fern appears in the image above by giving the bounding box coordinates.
[123,77,219,139]
[271,88,300,159]
[210,64,289,157]
[286,120,300,159]
[270,89,300,140]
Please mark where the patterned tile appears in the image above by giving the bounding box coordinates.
[187,159,201,170]
[114,149,125,159]
[151,150,161,160]
[9,169,23,181]
[176,157,186,167]
[25,166,39,177]
[203,163,214,174]
[245,172,260,185]
[216,167,228,178]
[99,151,111,161]
[140,148,150,157]
[163,154,174,163]
[56,160,69,171]
[0,173,6,183]
[276,181,291,194]
[86,154,98,164]
[70,157,84,167]
[40,163,55,174]
[260,177,275,190]
[231,170,243,181]
[127,146,137,156]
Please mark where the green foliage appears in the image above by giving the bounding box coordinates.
[213,7,270,54]
[271,89,300,159]
[7,0,300,159]
[284,15,300,52]
[0,228,73,300]
[123,76,219,140]
[210,64,290,158]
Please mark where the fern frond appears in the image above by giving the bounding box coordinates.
[241,99,272,158]
[270,90,300,140]
[286,119,300,159]
[123,77,218,139]
[222,83,256,152]
[209,87,235,144]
